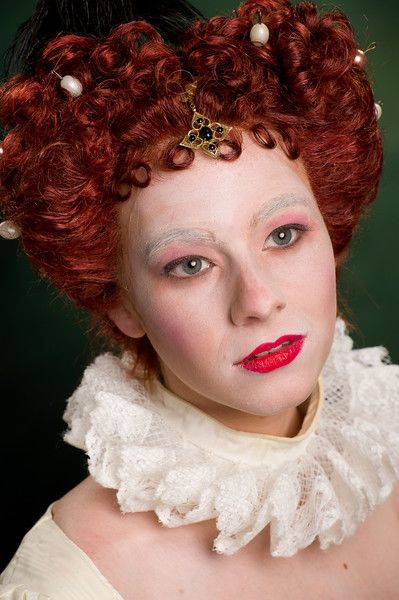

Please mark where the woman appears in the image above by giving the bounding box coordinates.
[1,0,398,597]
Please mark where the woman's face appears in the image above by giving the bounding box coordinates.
[112,131,337,420]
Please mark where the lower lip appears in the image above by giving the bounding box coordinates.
[238,338,305,374]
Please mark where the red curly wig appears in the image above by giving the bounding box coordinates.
[0,0,383,381]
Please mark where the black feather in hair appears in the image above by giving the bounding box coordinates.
[4,0,205,76]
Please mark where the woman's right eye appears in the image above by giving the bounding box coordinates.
[163,256,213,279]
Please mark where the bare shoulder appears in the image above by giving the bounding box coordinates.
[52,477,224,598]
[53,475,158,536]
[53,476,158,542]
[52,476,158,578]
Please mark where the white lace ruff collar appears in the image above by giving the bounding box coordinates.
[62,317,399,557]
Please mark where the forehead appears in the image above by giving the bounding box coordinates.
[122,131,315,234]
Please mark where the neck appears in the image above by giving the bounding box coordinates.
[158,368,309,438]
[196,402,305,437]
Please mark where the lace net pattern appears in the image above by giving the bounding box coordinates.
[62,317,399,556]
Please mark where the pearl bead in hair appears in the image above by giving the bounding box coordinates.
[250,23,270,47]
[374,103,382,120]
[0,145,4,156]
[0,220,21,240]
[353,49,367,68]
[60,75,83,98]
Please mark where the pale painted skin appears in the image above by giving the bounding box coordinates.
[108,130,337,436]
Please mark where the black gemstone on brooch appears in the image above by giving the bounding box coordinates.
[209,144,216,151]
[195,118,204,127]
[189,133,197,142]
[216,126,224,134]
[199,126,213,141]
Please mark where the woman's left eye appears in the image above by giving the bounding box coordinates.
[265,224,309,248]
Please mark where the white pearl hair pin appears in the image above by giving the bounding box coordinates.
[0,220,21,240]
[353,42,376,69]
[353,49,367,68]
[250,10,270,47]
[0,145,21,239]
[374,102,382,120]
[52,70,83,98]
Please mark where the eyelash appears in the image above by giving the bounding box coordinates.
[162,223,310,279]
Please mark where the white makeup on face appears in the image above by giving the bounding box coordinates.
[112,131,337,436]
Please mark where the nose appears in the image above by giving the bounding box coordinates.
[229,261,286,326]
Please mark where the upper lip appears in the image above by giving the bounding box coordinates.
[235,334,305,364]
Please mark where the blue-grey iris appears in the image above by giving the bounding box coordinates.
[273,228,292,245]
[182,259,202,275]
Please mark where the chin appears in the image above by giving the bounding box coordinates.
[221,371,318,417]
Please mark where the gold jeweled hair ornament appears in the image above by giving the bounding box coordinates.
[178,78,232,159]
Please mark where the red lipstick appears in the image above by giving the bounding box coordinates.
[235,335,305,374]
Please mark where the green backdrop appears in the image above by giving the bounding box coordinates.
[1,0,398,569]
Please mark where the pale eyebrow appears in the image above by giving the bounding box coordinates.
[143,230,226,262]
[250,193,311,228]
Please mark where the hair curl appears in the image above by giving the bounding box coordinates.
[0,0,383,382]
